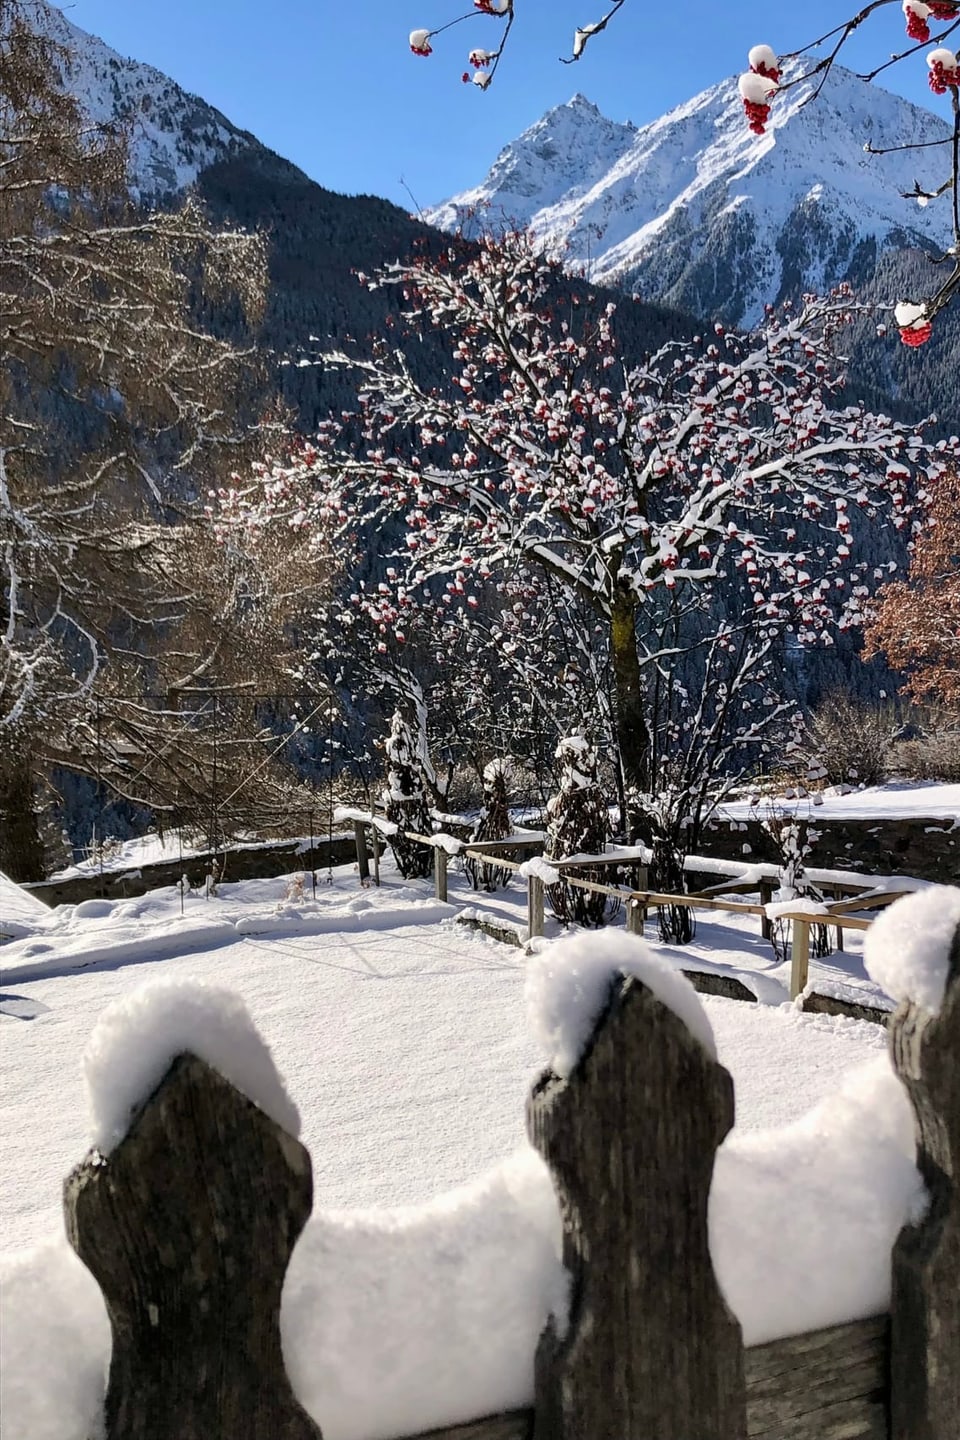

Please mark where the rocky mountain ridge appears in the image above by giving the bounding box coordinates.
[428,66,955,331]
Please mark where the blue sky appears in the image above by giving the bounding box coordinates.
[61,1,940,210]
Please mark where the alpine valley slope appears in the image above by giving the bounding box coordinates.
[428,67,953,328]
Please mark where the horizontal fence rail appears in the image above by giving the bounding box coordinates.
[349,816,910,1002]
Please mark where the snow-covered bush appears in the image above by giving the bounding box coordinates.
[545,736,609,928]
[466,758,513,892]
[759,803,831,963]
[381,710,433,878]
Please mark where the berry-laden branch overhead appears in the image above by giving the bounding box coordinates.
[408,1,628,91]
[407,2,960,344]
[737,3,960,344]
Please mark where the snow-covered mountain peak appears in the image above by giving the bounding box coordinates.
[22,0,258,199]
[427,65,954,326]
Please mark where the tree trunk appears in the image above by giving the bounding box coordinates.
[610,586,651,818]
[0,736,46,881]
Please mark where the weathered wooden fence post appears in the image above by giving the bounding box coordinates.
[527,972,746,1440]
[354,820,370,884]
[64,1054,323,1440]
[371,820,381,886]
[759,878,773,941]
[527,874,544,940]
[790,917,810,1000]
[626,896,644,936]
[434,845,448,903]
[890,915,960,1440]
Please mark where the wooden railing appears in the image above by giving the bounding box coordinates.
[62,916,960,1439]
[348,818,911,1004]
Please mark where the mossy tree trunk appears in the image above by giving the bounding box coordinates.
[610,583,651,828]
[0,734,46,881]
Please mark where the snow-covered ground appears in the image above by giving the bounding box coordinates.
[1,854,948,1440]
[1,858,896,1250]
[721,779,960,822]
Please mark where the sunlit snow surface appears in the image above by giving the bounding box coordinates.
[0,852,945,1440]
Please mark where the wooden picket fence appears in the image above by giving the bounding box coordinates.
[63,914,960,1440]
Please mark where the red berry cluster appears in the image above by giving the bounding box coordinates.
[740,48,780,134]
[905,6,931,42]
[900,321,933,347]
[743,99,773,134]
[929,52,960,91]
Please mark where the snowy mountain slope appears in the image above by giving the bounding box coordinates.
[24,0,259,198]
[428,68,955,328]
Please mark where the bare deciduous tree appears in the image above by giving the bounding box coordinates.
[0,1,327,877]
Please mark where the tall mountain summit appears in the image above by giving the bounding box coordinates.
[25,0,260,198]
[427,68,955,331]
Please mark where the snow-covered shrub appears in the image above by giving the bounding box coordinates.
[466,758,513,892]
[632,783,696,945]
[759,804,831,963]
[381,710,433,878]
[545,736,609,928]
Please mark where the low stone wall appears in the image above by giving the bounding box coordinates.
[26,835,359,908]
[701,815,959,885]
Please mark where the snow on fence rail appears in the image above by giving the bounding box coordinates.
[57,909,960,1440]
[348,819,914,1003]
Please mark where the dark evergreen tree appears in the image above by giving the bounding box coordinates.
[466,758,513,892]
[545,736,609,928]
[381,710,432,878]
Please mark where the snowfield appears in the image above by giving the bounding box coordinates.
[0,854,948,1440]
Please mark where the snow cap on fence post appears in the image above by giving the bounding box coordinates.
[869,890,960,1440]
[525,931,746,1440]
[65,980,321,1440]
[82,978,300,1153]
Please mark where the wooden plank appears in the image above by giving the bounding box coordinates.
[527,973,746,1440]
[371,822,380,887]
[527,875,544,940]
[825,890,911,917]
[683,971,757,1004]
[890,916,960,1440]
[626,897,645,935]
[760,879,774,942]
[745,1315,888,1440]
[801,992,890,1027]
[398,1319,891,1440]
[64,1054,321,1440]
[455,915,524,949]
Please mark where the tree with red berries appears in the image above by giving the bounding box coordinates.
[226,230,954,846]
[863,466,960,704]
[408,2,960,338]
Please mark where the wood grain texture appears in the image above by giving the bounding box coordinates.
[890,916,960,1440]
[398,1317,889,1440]
[64,1053,322,1440]
[527,972,746,1440]
[745,1315,888,1439]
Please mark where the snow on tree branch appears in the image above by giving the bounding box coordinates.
[227,229,958,836]
[740,3,960,338]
